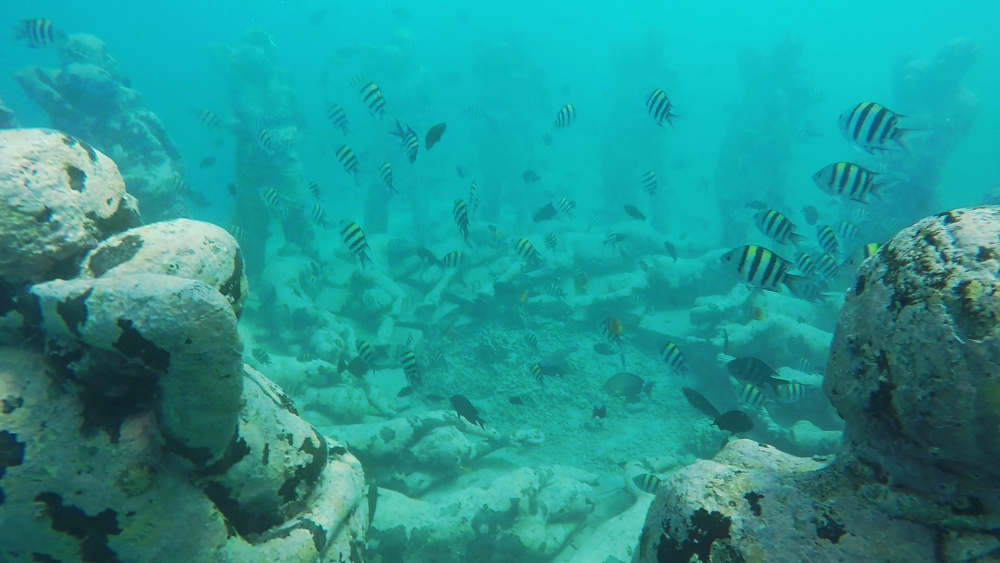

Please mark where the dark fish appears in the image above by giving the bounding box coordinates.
[523,170,541,183]
[338,355,370,378]
[624,205,646,220]
[195,155,214,167]
[745,200,768,210]
[425,123,447,150]
[451,394,486,428]
[592,405,607,419]
[602,372,645,397]
[727,357,784,390]
[713,410,754,434]
[508,396,524,405]
[251,347,272,366]
[663,241,677,261]
[367,484,377,526]
[801,205,819,225]
[227,183,237,197]
[397,386,414,397]
[593,342,618,356]
[533,202,558,222]
[681,387,721,419]
[456,165,469,178]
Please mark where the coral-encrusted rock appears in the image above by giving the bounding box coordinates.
[0,128,139,285]
[827,206,1000,506]
[80,219,249,316]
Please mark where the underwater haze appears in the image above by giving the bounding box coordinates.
[1,0,999,561]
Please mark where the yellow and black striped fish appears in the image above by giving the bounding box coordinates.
[776,382,810,403]
[257,128,274,154]
[379,161,395,194]
[815,253,840,278]
[544,233,557,251]
[336,144,359,176]
[400,347,421,385]
[737,382,767,408]
[310,202,327,227]
[816,225,841,256]
[469,182,480,215]
[633,473,662,494]
[228,223,246,243]
[326,103,350,134]
[794,250,816,276]
[357,340,376,364]
[812,162,883,204]
[754,210,806,247]
[641,170,658,196]
[720,245,803,293]
[554,104,576,128]
[199,108,221,130]
[360,81,386,118]
[442,250,465,268]
[393,120,419,163]
[453,199,470,242]
[515,237,541,263]
[660,341,688,376]
[835,221,859,242]
[15,18,61,48]
[838,102,910,153]
[339,220,371,269]
[308,181,322,201]
[645,88,677,128]
[555,197,575,217]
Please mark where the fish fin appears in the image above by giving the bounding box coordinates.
[893,128,916,152]
[788,232,808,248]
[665,113,680,128]
[359,252,373,271]
[783,274,810,295]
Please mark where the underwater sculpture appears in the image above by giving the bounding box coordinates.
[636,206,1000,562]
[0,129,366,562]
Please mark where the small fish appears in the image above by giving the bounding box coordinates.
[251,347,272,366]
[257,128,274,154]
[624,205,646,220]
[660,342,689,376]
[297,350,317,362]
[396,386,414,398]
[525,333,538,351]
[796,358,813,374]
[554,104,577,128]
[713,410,754,434]
[425,123,447,150]
[533,203,558,222]
[308,181,323,201]
[401,347,421,386]
[228,224,246,242]
[508,396,525,405]
[601,317,624,346]
[555,198,575,217]
[544,233,558,251]
[794,250,817,276]
[812,162,884,203]
[814,253,840,278]
[198,156,216,168]
[646,88,678,128]
[592,405,607,419]
[260,187,285,213]
[663,241,677,262]
[737,382,767,409]
[604,232,627,246]
[357,340,376,364]
[451,394,485,428]
[468,182,481,215]
[727,357,784,391]
[453,199,470,242]
[326,103,350,134]
[838,102,911,153]
[523,169,541,183]
[682,386,721,418]
[633,473,662,493]
[379,162,395,194]
[442,250,465,268]
[776,382,811,403]
[198,108,221,130]
[392,120,419,163]
[515,238,541,263]
[310,202,327,227]
[835,221,859,242]
[602,372,645,397]
[15,18,61,48]
[336,145,360,176]
[547,283,566,300]
[339,220,372,269]
[367,484,378,526]
[816,225,841,256]
[338,355,370,378]
[801,205,819,225]
[754,210,806,246]
[360,81,387,119]
[720,245,806,293]
[641,170,658,196]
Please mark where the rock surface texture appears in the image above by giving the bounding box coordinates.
[636,206,1000,563]
[0,128,366,562]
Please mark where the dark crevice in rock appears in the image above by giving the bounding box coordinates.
[65,165,86,192]
[815,511,847,544]
[219,248,244,315]
[56,288,92,337]
[85,200,140,239]
[656,508,732,563]
[258,518,328,554]
[34,492,122,563]
[744,491,763,517]
[162,433,213,467]
[87,234,142,277]
[278,431,327,504]
[112,318,169,372]
[196,435,251,477]
[203,480,282,539]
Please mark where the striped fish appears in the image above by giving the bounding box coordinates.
[816,225,841,256]
[641,170,658,196]
[554,104,576,128]
[339,220,372,269]
[544,233,558,251]
[660,341,688,376]
[453,199,470,242]
[308,181,322,201]
[336,145,359,176]
[737,382,767,408]
[633,473,662,494]
[835,221,859,242]
[326,103,350,134]
[838,102,910,152]
[788,279,830,303]
[812,162,883,203]
[794,250,817,276]
[392,120,419,163]
[515,238,541,263]
[720,245,803,293]
[228,223,246,243]
[310,202,327,227]
[400,347,421,386]
[379,161,395,194]
[15,18,60,48]
[525,333,538,351]
[199,108,221,130]
[260,187,285,213]
[257,128,274,154]
[548,284,566,301]
[754,209,806,246]
[357,340,376,364]
[442,250,465,268]
[797,358,813,374]
[645,88,677,128]
[815,253,840,278]
[555,197,574,217]
[360,81,386,118]
[600,317,624,346]
[469,182,480,215]
[531,363,544,384]
[776,382,810,403]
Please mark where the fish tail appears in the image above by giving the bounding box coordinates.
[788,232,808,248]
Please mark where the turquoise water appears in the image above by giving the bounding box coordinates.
[3,1,999,561]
